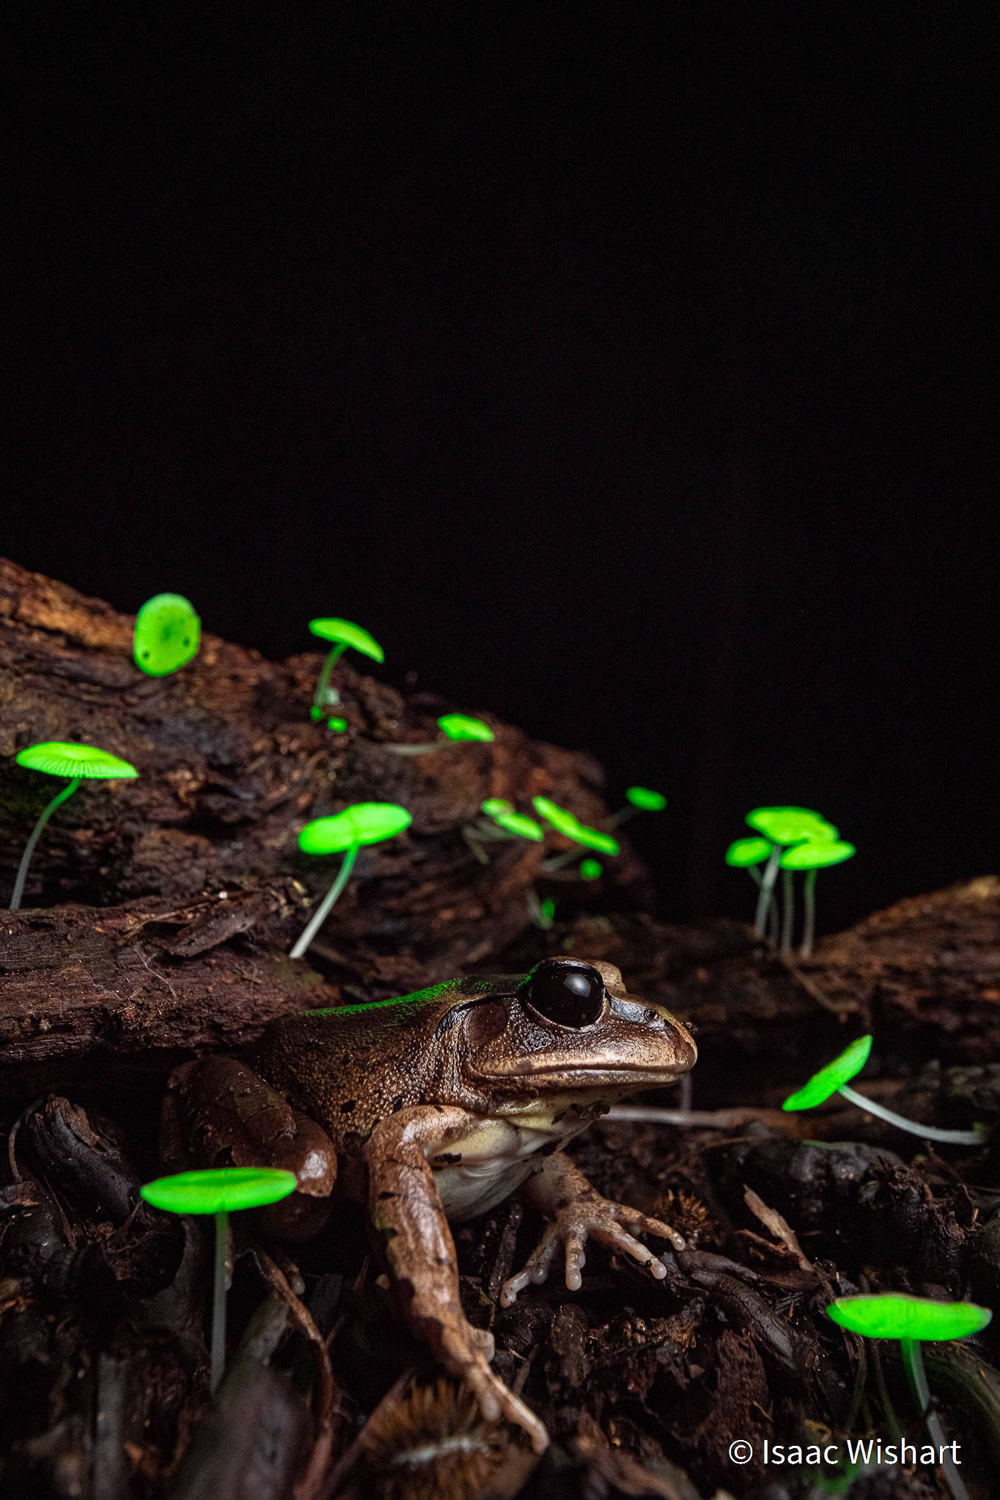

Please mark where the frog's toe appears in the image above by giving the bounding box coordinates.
[499,1222,561,1306]
[445,1336,549,1453]
[615,1205,686,1253]
[468,1325,495,1361]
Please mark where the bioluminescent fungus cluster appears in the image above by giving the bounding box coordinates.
[725,804,856,955]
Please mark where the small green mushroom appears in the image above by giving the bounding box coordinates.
[141,1167,297,1391]
[779,839,856,955]
[526,890,556,930]
[133,593,201,676]
[533,796,620,872]
[606,785,667,828]
[10,742,139,912]
[531,795,581,839]
[579,858,603,881]
[783,1035,986,1145]
[308,617,384,721]
[290,801,412,959]
[387,714,495,755]
[491,810,544,841]
[461,800,541,863]
[827,1293,991,1500]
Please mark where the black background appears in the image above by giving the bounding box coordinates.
[7,5,999,933]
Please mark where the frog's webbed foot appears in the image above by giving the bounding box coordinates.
[500,1151,684,1308]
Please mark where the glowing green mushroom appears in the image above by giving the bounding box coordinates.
[533,796,620,873]
[10,743,138,912]
[461,800,541,863]
[780,839,856,955]
[783,1035,873,1110]
[526,890,556,930]
[827,1294,991,1500]
[491,810,544,841]
[828,1294,991,1343]
[531,796,581,838]
[481,798,514,818]
[291,801,412,959]
[605,785,668,828]
[308,618,384,721]
[579,858,603,880]
[133,593,201,676]
[784,1034,986,1145]
[141,1167,297,1391]
[725,836,773,869]
[387,714,495,755]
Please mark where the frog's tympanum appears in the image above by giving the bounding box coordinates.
[163,957,696,1451]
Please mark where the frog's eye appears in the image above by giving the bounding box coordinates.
[521,961,605,1028]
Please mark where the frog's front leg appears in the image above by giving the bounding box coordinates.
[500,1151,685,1307]
[364,1105,549,1454]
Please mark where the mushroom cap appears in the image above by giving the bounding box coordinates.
[725,836,773,867]
[481,798,514,818]
[569,823,620,856]
[579,859,603,880]
[133,593,201,676]
[436,714,494,743]
[532,796,584,839]
[492,810,544,841]
[15,742,139,780]
[827,1294,992,1342]
[140,1166,297,1215]
[783,1034,873,1110]
[308,618,384,662]
[780,839,856,870]
[745,806,837,843]
[625,786,667,811]
[298,802,412,853]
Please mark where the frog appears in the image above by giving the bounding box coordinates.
[162,956,697,1452]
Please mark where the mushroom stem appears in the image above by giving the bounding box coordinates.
[10,776,82,911]
[606,805,640,829]
[290,842,360,959]
[900,1338,969,1500]
[753,846,783,936]
[211,1210,229,1392]
[540,847,580,874]
[780,868,794,954]
[311,644,347,719]
[384,740,443,755]
[801,867,818,955]
[837,1085,986,1146]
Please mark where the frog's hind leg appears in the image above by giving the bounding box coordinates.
[161,1057,338,1241]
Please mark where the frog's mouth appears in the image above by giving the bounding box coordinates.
[478,1057,694,1088]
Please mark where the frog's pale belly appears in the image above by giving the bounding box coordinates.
[429,1100,602,1221]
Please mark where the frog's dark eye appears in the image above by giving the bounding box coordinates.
[521,961,605,1028]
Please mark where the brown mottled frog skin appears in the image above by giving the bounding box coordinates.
[163,957,696,1451]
